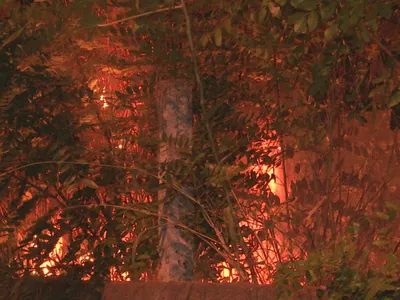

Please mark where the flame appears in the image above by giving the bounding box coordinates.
[100,94,109,108]
[218,139,286,283]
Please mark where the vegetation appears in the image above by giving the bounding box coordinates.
[0,0,399,298]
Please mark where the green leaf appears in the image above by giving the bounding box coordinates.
[294,18,307,33]
[368,18,377,32]
[324,23,339,40]
[339,18,350,33]
[214,27,222,46]
[320,2,336,22]
[389,92,400,108]
[290,0,316,11]
[359,23,370,42]
[307,11,318,32]
[275,0,287,6]
[288,12,308,23]
[365,4,379,22]
[376,212,390,221]
[268,2,281,18]
[350,10,362,25]
[289,12,308,33]
[80,178,99,189]
[368,84,385,98]
[379,4,393,18]
[258,7,267,23]
[200,33,210,48]
[0,24,28,52]
[223,18,232,32]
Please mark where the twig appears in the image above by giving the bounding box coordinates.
[131,225,158,265]
[371,35,400,68]
[0,24,28,52]
[273,49,291,230]
[63,203,231,262]
[97,5,182,27]
[181,0,252,280]
[180,0,220,163]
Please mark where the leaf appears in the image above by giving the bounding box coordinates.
[290,0,316,11]
[214,27,222,47]
[359,23,370,42]
[368,84,385,98]
[268,2,281,18]
[307,11,318,32]
[320,2,336,22]
[375,212,390,221]
[200,33,210,48]
[288,12,307,24]
[324,23,339,41]
[379,4,393,18]
[293,16,308,33]
[367,18,377,32]
[223,18,232,32]
[350,10,362,25]
[258,7,267,23]
[275,0,287,6]
[0,24,28,52]
[80,178,99,189]
[389,92,400,108]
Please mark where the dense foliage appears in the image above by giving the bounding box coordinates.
[0,0,399,297]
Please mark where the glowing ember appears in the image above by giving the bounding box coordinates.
[100,94,109,108]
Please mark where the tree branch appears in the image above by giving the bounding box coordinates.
[97,5,182,27]
[180,0,220,163]
[371,35,400,68]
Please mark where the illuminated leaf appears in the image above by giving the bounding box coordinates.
[291,14,308,33]
[389,92,400,107]
[80,178,99,189]
[268,2,281,18]
[258,7,267,23]
[359,23,370,42]
[307,11,318,32]
[320,2,336,22]
[324,23,339,40]
[200,33,210,47]
[288,12,307,24]
[368,84,385,98]
[290,0,316,11]
[275,0,287,6]
[214,27,222,46]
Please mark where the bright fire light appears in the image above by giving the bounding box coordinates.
[100,94,109,108]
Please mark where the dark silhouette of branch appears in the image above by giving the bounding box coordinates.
[98,5,182,27]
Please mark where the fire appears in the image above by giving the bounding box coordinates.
[218,160,285,283]
[100,94,109,108]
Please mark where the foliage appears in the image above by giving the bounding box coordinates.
[0,0,399,295]
[274,204,400,299]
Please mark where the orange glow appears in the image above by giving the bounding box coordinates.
[218,139,287,283]
[100,94,109,108]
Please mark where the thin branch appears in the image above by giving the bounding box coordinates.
[97,5,182,27]
[180,0,220,163]
[371,35,400,68]
[63,203,230,261]
[181,1,251,281]
[273,48,291,230]
[0,159,230,256]
[0,24,28,52]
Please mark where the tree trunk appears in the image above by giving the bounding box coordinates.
[155,79,194,281]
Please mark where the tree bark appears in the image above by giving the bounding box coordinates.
[155,79,194,281]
